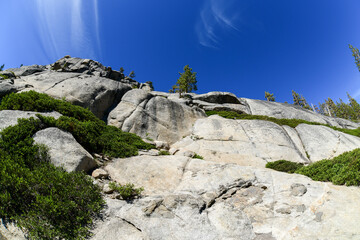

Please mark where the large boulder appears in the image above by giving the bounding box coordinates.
[93,156,360,240]
[242,98,360,129]
[108,89,205,144]
[19,72,132,119]
[0,110,62,131]
[33,127,96,172]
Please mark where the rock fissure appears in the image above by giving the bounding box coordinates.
[119,217,143,232]
[280,125,309,162]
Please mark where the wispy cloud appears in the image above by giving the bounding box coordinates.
[196,0,240,49]
[35,0,101,61]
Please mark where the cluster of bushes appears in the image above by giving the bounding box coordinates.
[0,91,154,158]
[0,117,104,239]
[266,148,360,186]
[205,110,360,138]
[0,91,155,239]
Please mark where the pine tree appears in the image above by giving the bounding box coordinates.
[349,44,360,72]
[292,90,311,110]
[129,71,136,79]
[173,65,197,97]
[265,91,275,101]
[0,64,4,71]
[119,67,124,74]
[347,93,360,120]
[325,98,337,117]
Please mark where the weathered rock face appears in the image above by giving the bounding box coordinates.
[108,89,205,144]
[0,110,62,131]
[242,98,360,129]
[172,115,360,166]
[295,124,360,162]
[19,72,131,119]
[33,127,96,172]
[92,156,360,240]
[2,64,46,77]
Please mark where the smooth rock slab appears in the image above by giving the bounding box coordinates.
[33,127,96,172]
[93,156,360,240]
[172,115,309,167]
[105,155,190,195]
[243,98,360,129]
[296,124,360,161]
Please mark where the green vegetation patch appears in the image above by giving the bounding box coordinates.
[0,118,104,239]
[205,110,360,138]
[1,91,154,158]
[205,110,320,128]
[266,148,360,186]
[296,149,360,186]
[159,150,170,155]
[109,182,144,200]
[265,160,304,173]
[0,90,99,122]
[193,154,204,159]
[0,74,9,79]
[0,91,156,239]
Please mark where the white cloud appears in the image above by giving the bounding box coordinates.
[35,0,101,60]
[196,0,240,48]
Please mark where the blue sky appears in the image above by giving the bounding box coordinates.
[2,0,360,105]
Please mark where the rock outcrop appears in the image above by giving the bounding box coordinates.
[242,98,360,129]
[2,57,360,240]
[91,156,360,240]
[108,89,205,144]
[33,127,97,172]
[172,115,360,166]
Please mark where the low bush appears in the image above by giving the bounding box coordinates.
[159,150,170,155]
[109,182,144,200]
[266,149,360,186]
[266,160,304,173]
[0,91,156,239]
[1,91,154,158]
[193,154,204,159]
[296,149,360,186]
[0,118,104,239]
[0,90,99,122]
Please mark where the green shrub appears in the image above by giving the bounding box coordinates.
[193,154,204,159]
[0,91,99,122]
[109,182,144,200]
[37,115,153,158]
[1,91,154,158]
[267,149,360,186]
[266,160,304,173]
[159,150,170,155]
[0,74,9,79]
[0,91,156,239]
[0,118,104,239]
[296,149,360,186]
